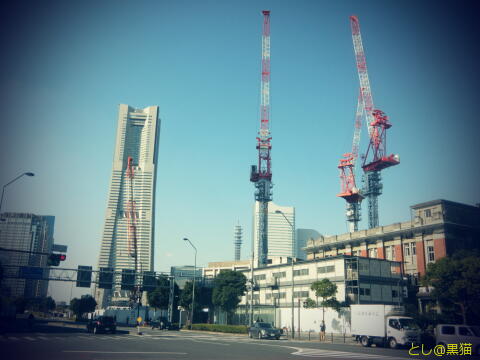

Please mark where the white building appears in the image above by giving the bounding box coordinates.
[238,255,404,332]
[253,201,295,267]
[96,105,161,308]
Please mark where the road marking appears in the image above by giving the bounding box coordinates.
[291,347,407,359]
[63,351,187,355]
[24,336,36,341]
[38,336,49,340]
[192,339,230,346]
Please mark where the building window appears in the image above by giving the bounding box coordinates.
[352,250,360,256]
[293,268,309,276]
[272,271,286,278]
[392,290,398,298]
[254,274,266,281]
[427,245,435,263]
[293,291,310,298]
[359,288,371,296]
[368,248,377,258]
[411,242,416,255]
[403,243,410,257]
[424,209,431,217]
[385,245,395,260]
[317,265,335,274]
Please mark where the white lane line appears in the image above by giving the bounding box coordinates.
[6,336,19,341]
[63,351,187,354]
[291,348,407,359]
[37,336,49,340]
[24,336,36,341]
[191,339,230,346]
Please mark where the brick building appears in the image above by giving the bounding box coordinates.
[304,200,480,283]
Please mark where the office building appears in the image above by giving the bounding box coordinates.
[171,265,203,289]
[253,202,295,267]
[95,105,161,308]
[0,212,55,299]
[296,229,321,260]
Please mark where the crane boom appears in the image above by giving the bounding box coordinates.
[350,15,399,229]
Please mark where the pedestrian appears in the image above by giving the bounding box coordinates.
[320,320,326,341]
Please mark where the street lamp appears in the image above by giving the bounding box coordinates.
[275,210,295,339]
[0,172,35,215]
[183,237,197,329]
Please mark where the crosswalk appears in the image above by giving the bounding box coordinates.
[291,348,407,359]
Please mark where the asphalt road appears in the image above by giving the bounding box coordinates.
[1,322,475,360]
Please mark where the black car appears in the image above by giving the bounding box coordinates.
[86,316,116,334]
[151,317,172,330]
[248,322,282,340]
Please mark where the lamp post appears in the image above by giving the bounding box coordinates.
[183,237,197,329]
[0,172,35,215]
[275,210,295,339]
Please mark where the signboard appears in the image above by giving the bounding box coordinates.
[76,265,92,288]
[19,266,44,280]
[141,271,156,292]
[52,244,68,253]
[98,267,114,289]
[121,269,136,290]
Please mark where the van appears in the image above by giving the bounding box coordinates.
[435,324,480,355]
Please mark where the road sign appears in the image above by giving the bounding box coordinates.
[98,267,114,289]
[142,271,156,292]
[76,265,92,288]
[19,266,44,279]
[137,316,142,323]
[121,269,135,290]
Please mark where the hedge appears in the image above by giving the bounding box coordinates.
[190,323,248,334]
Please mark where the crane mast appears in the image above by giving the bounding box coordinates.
[337,91,364,232]
[126,156,141,306]
[350,15,399,229]
[250,10,272,267]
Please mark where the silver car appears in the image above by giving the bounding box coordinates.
[248,322,282,340]
[435,324,480,355]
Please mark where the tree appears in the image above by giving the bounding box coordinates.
[179,281,213,323]
[422,252,480,324]
[212,270,246,324]
[303,298,316,309]
[311,279,340,321]
[147,275,171,310]
[70,295,97,320]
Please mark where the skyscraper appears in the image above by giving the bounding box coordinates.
[253,201,295,267]
[95,105,160,308]
[0,213,55,299]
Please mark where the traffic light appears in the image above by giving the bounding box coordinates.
[47,253,66,266]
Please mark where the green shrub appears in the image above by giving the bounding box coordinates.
[190,323,248,334]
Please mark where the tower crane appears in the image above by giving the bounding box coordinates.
[250,10,272,267]
[126,156,141,306]
[350,15,399,229]
[337,91,364,232]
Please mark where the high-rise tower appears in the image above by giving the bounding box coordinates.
[95,104,160,309]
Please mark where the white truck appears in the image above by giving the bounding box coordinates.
[351,304,421,349]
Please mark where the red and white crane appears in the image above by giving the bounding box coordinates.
[349,15,399,229]
[250,10,272,267]
[337,91,364,232]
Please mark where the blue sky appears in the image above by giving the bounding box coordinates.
[1,0,479,302]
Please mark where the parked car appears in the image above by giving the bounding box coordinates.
[86,316,116,334]
[435,324,480,355]
[248,322,282,340]
[151,317,172,330]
